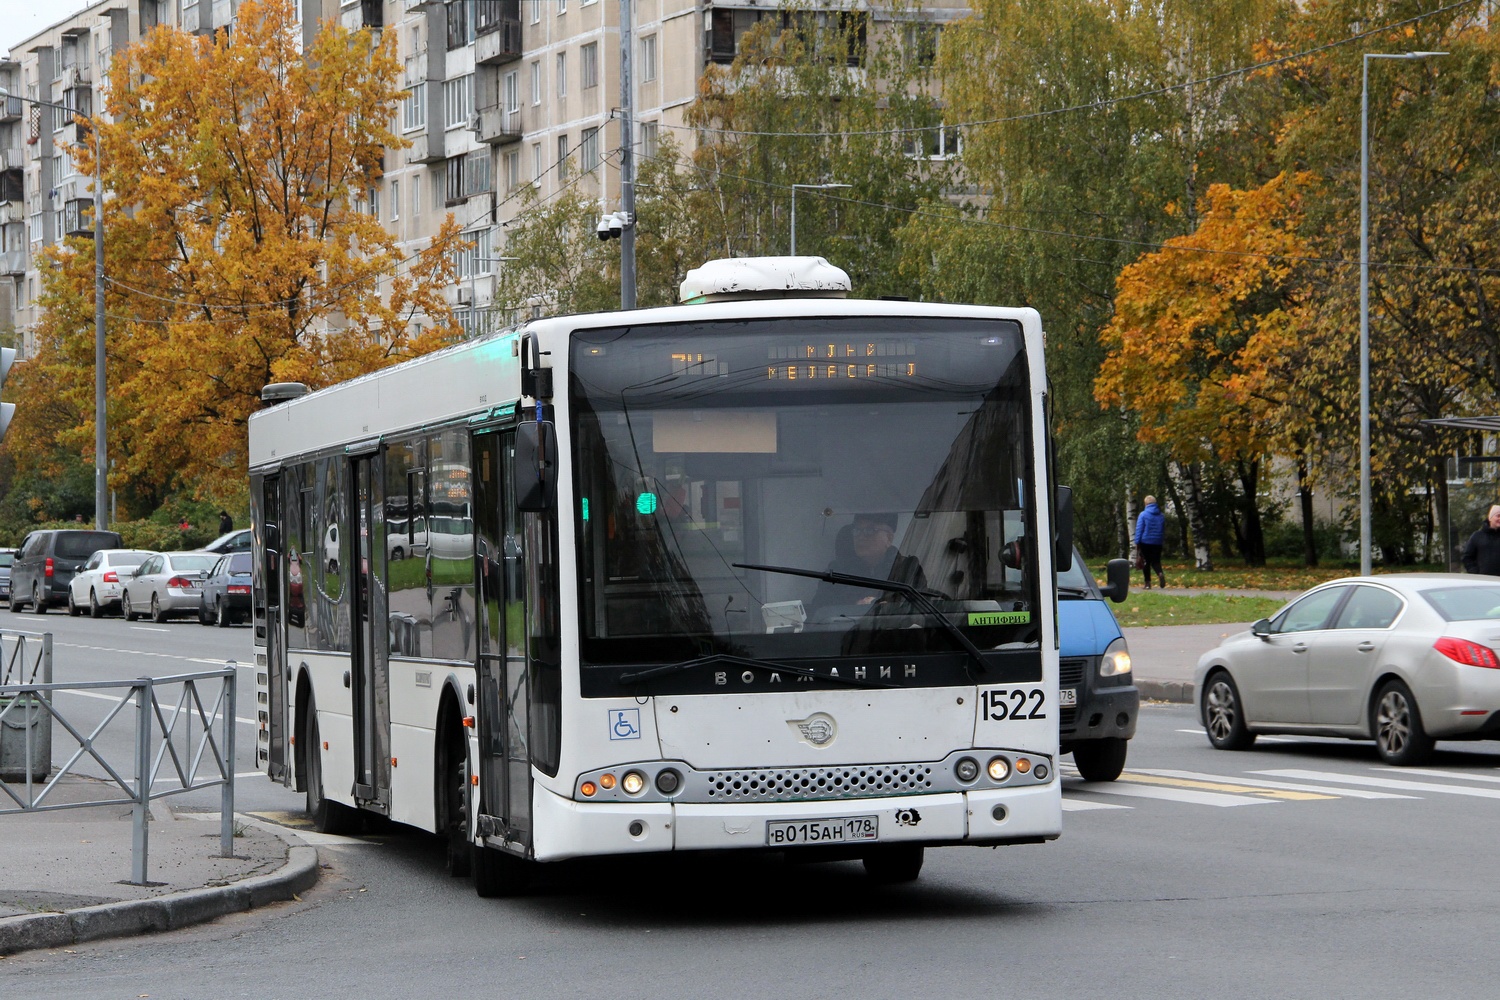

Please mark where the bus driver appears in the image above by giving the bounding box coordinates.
[811,512,928,610]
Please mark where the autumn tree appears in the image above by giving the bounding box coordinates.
[10,0,463,508]
[909,0,1297,561]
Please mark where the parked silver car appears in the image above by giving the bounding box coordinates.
[121,551,220,623]
[1194,574,1500,765]
[67,549,156,617]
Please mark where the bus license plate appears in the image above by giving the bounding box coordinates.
[1060,688,1077,707]
[766,816,878,846]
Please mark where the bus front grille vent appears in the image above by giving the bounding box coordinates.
[702,765,935,802]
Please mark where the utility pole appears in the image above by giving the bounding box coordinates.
[618,0,636,309]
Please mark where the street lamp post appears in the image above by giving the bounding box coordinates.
[1359,51,1445,577]
[790,182,850,256]
[1,87,107,531]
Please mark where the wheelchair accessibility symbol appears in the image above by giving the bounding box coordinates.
[609,708,641,741]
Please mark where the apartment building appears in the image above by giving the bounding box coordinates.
[2,1,964,351]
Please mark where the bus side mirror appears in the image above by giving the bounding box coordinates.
[516,421,558,512]
[1054,485,1074,572]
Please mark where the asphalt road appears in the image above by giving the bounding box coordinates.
[6,615,1500,998]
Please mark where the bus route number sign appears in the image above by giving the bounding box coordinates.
[981,687,1047,722]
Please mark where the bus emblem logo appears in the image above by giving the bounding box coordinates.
[788,713,837,748]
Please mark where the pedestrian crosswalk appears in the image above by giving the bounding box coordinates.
[1061,761,1500,811]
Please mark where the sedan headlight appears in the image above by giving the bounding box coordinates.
[1100,636,1132,677]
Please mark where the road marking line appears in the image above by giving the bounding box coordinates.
[1130,767,1416,800]
[130,626,171,633]
[1065,782,1271,807]
[1376,767,1500,784]
[53,687,257,726]
[1109,770,1334,801]
[1257,768,1500,800]
[1061,797,1131,812]
[1174,728,1296,743]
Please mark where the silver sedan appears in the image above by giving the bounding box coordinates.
[1194,574,1500,765]
[121,551,220,623]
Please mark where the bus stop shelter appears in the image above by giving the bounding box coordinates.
[1424,416,1500,571]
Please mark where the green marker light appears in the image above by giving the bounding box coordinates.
[581,498,590,522]
[636,492,659,515]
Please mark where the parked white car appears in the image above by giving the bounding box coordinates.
[67,549,156,618]
[121,551,220,623]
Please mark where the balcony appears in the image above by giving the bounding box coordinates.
[1,146,22,171]
[0,202,22,226]
[63,197,94,237]
[475,18,523,66]
[406,129,446,165]
[1,94,21,121]
[475,104,523,145]
[1,248,24,275]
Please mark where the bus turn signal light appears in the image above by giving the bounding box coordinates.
[581,781,597,797]
[600,773,617,789]
[1015,758,1031,774]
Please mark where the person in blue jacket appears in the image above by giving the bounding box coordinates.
[1134,495,1166,589]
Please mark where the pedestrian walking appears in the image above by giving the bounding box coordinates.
[219,510,234,535]
[1461,504,1500,576]
[1134,495,1166,589]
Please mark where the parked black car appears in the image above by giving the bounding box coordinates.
[0,548,16,604]
[10,529,125,613]
[198,551,252,627]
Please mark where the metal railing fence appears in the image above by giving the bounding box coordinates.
[0,628,236,885]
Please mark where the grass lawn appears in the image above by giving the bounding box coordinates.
[1085,557,1450,627]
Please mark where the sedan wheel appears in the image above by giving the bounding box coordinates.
[1203,672,1256,751]
[150,594,167,624]
[215,597,232,629]
[89,590,104,619]
[31,584,46,614]
[123,592,138,622]
[1373,679,1434,766]
[67,590,81,616]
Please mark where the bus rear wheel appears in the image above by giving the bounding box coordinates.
[473,844,532,898]
[305,702,360,835]
[863,844,924,884]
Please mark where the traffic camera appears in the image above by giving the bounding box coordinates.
[597,211,633,241]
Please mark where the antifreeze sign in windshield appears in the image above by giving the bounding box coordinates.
[570,316,1042,696]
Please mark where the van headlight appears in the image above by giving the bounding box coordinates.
[1100,636,1132,677]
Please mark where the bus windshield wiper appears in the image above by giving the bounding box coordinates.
[733,562,988,681]
[618,651,894,688]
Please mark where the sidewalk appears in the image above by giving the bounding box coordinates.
[0,774,317,956]
[1125,586,1297,704]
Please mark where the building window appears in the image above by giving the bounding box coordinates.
[531,142,543,185]
[581,43,598,90]
[529,0,540,24]
[412,176,422,219]
[558,0,567,13]
[641,34,657,82]
[465,149,491,196]
[369,186,380,217]
[555,52,567,98]
[447,0,472,49]
[390,179,400,222]
[446,157,466,203]
[403,54,426,132]
[904,125,962,160]
[505,149,520,191]
[444,74,474,129]
[904,23,941,68]
[557,133,569,178]
[581,126,600,172]
[530,60,541,104]
[640,120,658,160]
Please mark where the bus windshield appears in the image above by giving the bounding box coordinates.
[570,316,1040,681]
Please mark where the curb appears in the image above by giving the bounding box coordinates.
[1138,679,1194,705]
[0,828,319,957]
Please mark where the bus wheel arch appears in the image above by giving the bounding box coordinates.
[436,682,472,878]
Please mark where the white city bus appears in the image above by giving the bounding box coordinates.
[249,257,1069,894]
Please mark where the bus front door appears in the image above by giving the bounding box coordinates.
[473,429,532,851]
[349,454,391,811]
[256,473,289,785]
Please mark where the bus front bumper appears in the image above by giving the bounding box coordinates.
[528,783,1062,863]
